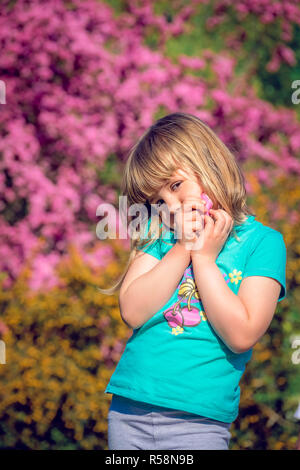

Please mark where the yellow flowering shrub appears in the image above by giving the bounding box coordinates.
[0,239,130,449]
[230,172,300,450]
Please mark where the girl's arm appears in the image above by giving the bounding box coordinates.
[191,206,282,354]
[192,255,281,354]
[119,241,191,330]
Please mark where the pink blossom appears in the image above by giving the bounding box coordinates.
[0,0,299,292]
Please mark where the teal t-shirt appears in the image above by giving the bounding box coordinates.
[105,215,287,423]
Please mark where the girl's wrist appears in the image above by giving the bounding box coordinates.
[174,240,192,259]
[191,251,215,265]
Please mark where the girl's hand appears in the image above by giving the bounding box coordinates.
[174,197,206,251]
[191,208,234,262]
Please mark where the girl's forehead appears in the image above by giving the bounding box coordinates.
[173,168,190,179]
[171,167,196,180]
[154,168,196,194]
[148,167,197,200]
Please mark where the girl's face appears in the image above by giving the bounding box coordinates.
[150,168,214,230]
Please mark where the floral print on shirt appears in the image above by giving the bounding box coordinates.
[228,269,243,284]
[163,263,243,335]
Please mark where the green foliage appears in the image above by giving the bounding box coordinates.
[97,154,123,191]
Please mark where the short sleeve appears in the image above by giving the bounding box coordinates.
[136,217,162,260]
[243,230,287,302]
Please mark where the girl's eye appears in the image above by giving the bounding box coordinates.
[154,181,182,205]
[171,181,181,192]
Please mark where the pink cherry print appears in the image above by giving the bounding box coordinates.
[181,306,202,327]
[164,306,184,328]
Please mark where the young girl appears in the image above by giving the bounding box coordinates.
[101,112,287,450]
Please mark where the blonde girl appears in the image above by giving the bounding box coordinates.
[101,112,287,450]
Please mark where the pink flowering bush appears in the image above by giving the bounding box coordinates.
[0,0,299,293]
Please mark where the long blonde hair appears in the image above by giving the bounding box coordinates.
[97,112,255,295]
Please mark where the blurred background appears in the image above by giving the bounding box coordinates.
[0,0,300,450]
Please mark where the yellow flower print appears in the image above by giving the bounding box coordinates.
[172,326,184,336]
[229,269,242,285]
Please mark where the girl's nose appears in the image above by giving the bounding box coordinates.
[162,200,180,214]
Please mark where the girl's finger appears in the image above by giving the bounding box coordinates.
[192,218,205,231]
[209,209,226,233]
[204,214,214,235]
[212,210,233,237]
[211,208,232,222]
[217,210,234,233]
[183,200,206,213]
[183,195,206,204]
[189,209,205,223]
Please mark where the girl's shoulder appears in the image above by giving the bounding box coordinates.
[231,216,286,271]
[249,217,285,245]
[235,215,285,244]
[241,217,286,269]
